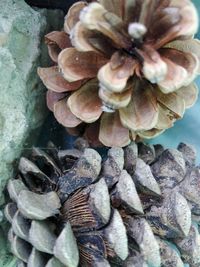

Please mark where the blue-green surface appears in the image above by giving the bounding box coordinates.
[150,0,200,163]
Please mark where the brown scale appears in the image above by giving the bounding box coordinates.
[61,188,97,231]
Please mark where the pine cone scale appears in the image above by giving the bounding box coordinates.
[4,140,200,266]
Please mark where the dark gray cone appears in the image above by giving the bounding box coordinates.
[4,140,200,267]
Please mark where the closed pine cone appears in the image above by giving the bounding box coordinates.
[4,139,200,267]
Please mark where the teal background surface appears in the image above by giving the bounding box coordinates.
[150,0,200,163]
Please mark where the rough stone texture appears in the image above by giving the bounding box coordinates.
[0,0,63,265]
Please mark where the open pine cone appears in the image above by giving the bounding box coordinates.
[38,0,200,147]
[4,139,200,267]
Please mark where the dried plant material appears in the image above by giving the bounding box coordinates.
[138,143,155,165]
[151,149,186,191]
[32,147,62,178]
[29,220,57,254]
[12,211,30,242]
[11,235,32,263]
[124,142,138,176]
[176,83,198,109]
[5,140,200,266]
[87,179,111,225]
[38,0,200,147]
[54,222,79,267]
[157,238,184,267]
[54,99,82,128]
[19,157,52,185]
[99,85,132,110]
[133,158,161,196]
[146,191,191,239]
[124,253,148,267]
[57,148,83,171]
[45,257,65,267]
[111,170,144,214]
[101,147,124,188]
[17,261,26,267]
[119,82,159,132]
[4,202,17,223]
[99,112,130,147]
[45,31,71,63]
[27,248,48,267]
[7,179,28,203]
[46,90,66,112]
[125,218,161,267]
[74,137,89,151]
[76,232,109,266]
[137,128,165,140]
[103,209,128,261]
[92,259,111,267]
[58,48,107,82]
[154,144,165,159]
[177,142,196,167]
[17,191,61,220]
[175,224,200,267]
[61,179,111,231]
[8,228,14,244]
[67,80,102,123]
[64,1,87,34]
[178,167,200,215]
[38,66,83,93]
[58,148,101,200]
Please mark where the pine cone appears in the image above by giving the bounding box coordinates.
[4,139,200,267]
[38,0,200,147]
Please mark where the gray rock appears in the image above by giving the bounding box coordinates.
[0,1,63,263]
[0,0,63,206]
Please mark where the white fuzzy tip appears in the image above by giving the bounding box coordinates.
[128,23,147,39]
[79,2,104,30]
